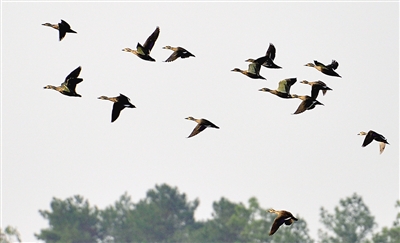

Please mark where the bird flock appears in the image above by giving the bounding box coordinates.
[42,19,391,236]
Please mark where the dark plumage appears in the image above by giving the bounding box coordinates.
[43,66,83,97]
[291,95,324,114]
[42,19,77,41]
[245,43,282,69]
[259,78,297,98]
[122,26,160,62]
[185,117,219,138]
[305,60,341,77]
[358,130,389,154]
[98,94,136,122]
[163,46,195,62]
[268,209,298,236]
[300,80,332,99]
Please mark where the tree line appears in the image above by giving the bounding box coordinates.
[2,183,399,243]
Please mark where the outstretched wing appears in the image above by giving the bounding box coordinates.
[111,103,125,122]
[143,26,160,53]
[188,124,207,138]
[277,78,296,94]
[362,131,375,147]
[269,216,285,235]
[326,60,339,70]
[65,66,82,82]
[165,52,180,62]
[266,43,277,60]
[248,63,261,75]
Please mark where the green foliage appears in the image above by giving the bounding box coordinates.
[35,195,101,243]
[367,200,400,243]
[0,226,21,243]
[318,193,376,243]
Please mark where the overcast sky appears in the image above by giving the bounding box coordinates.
[2,1,399,242]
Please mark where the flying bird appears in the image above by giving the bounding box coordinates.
[44,66,83,97]
[42,19,77,41]
[98,94,136,122]
[185,117,219,138]
[291,94,324,114]
[305,60,341,78]
[300,80,332,99]
[267,209,298,236]
[122,26,160,62]
[162,46,195,62]
[259,78,297,99]
[245,43,282,69]
[231,62,266,80]
[358,130,389,154]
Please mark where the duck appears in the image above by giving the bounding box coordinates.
[291,94,324,114]
[267,209,298,236]
[44,66,83,97]
[185,117,219,138]
[305,60,341,77]
[98,94,136,122]
[358,130,389,154]
[259,78,297,99]
[245,43,282,69]
[231,62,266,80]
[42,19,77,41]
[162,46,195,62]
[122,26,160,62]
[300,80,332,99]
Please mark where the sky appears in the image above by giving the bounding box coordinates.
[1,1,399,242]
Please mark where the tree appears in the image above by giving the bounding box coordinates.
[318,193,376,243]
[0,226,21,243]
[367,200,400,243]
[35,195,101,243]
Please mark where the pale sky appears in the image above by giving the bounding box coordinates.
[1,1,399,242]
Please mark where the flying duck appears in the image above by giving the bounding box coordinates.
[305,60,341,77]
[98,94,136,122]
[245,43,282,69]
[291,94,324,114]
[231,62,266,80]
[358,130,390,154]
[122,26,160,62]
[267,209,298,236]
[42,19,77,41]
[300,80,332,99]
[44,66,83,97]
[185,117,219,138]
[162,46,195,62]
[259,78,297,99]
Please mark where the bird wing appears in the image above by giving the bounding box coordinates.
[266,43,276,60]
[379,142,386,154]
[188,124,207,138]
[111,102,125,122]
[165,51,180,62]
[327,60,339,70]
[63,78,83,92]
[65,66,82,82]
[362,131,375,147]
[180,49,195,58]
[293,100,308,115]
[248,62,261,75]
[202,119,219,129]
[269,216,285,235]
[310,86,320,99]
[60,20,71,29]
[313,60,325,67]
[277,78,296,93]
[143,26,160,53]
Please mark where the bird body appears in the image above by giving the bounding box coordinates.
[42,19,77,41]
[123,27,160,62]
[246,43,282,69]
[300,80,332,99]
[185,117,219,138]
[44,66,83,97]
[358,130,389,154]
[163,46,195,62]
[268,209,298,235]
[232,62,266,80]
[98,94,135,122]
[305,60,341,77]
[291,94,324,114]
[259,78,297,98]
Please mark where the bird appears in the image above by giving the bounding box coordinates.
[300,80,332,99]
[231,62,266,80]
[162,46,195,62]
[98,94,136,122]
[44,66,83,97]
[42,19,77,41]
[358,130,389,154]
[259,78,297,99]
[267,209,298,236]
[245,43,282,69]
[185,117,219,138]
[291,94,324,114]
[305,60,341,77]
[122,26,160,62]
